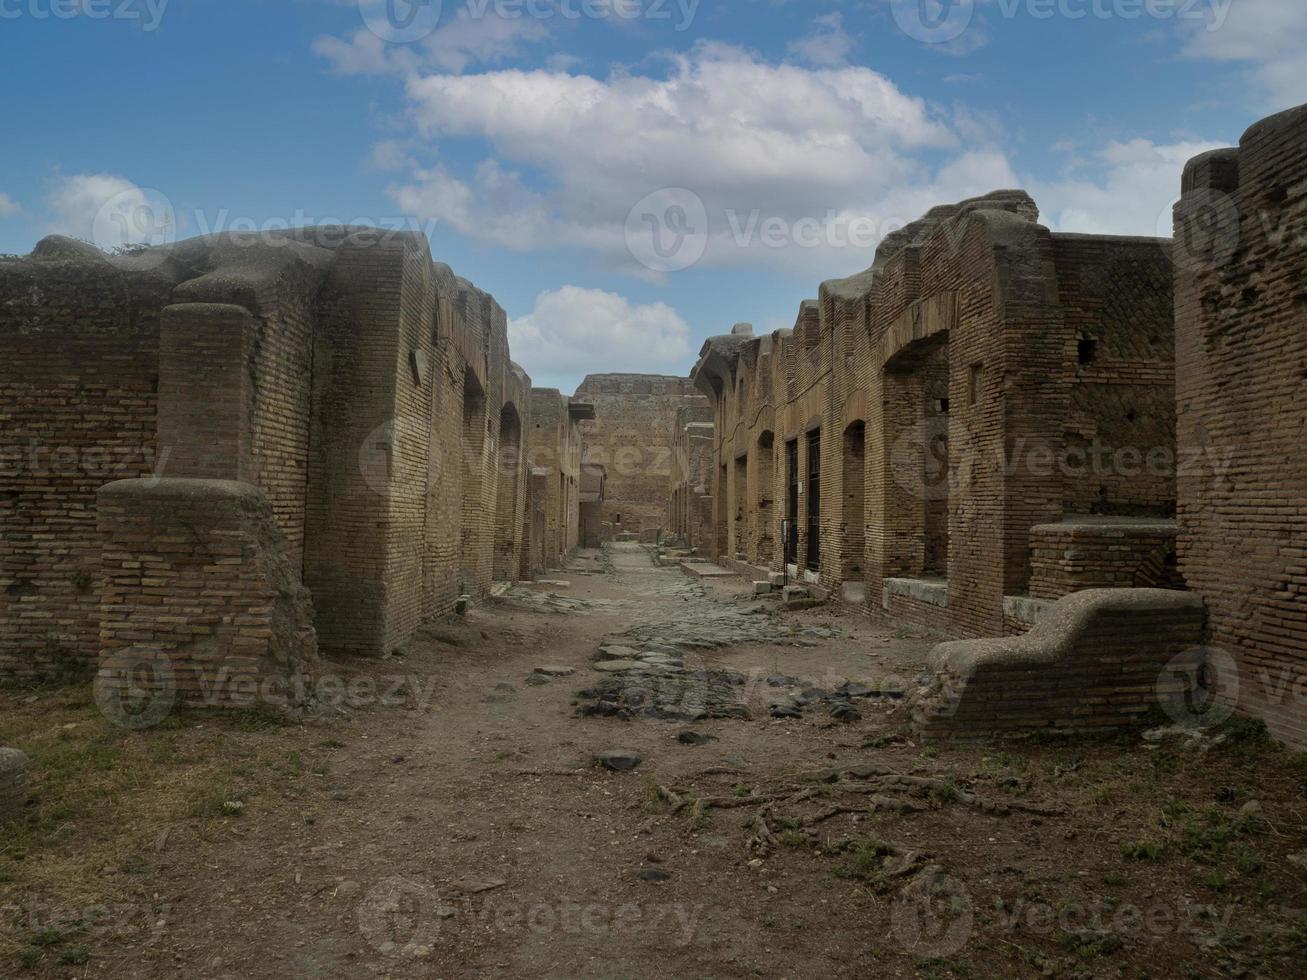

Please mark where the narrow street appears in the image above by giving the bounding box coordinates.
[4,545,1304,979]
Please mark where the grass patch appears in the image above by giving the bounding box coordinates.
[1121,840,1164,861]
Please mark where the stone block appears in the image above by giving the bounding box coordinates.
[752,581,772,595]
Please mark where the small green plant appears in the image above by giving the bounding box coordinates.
[1219,715,1273,747]
[58,947,90,965]
[1203,870,1230,892]
[1102,872,1126,886]
[68,569,94,593]
[780,829,805,849]
[1121,840,1163,861]
[836,838,896,884]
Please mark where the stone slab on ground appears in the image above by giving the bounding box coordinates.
[679,561,736,579]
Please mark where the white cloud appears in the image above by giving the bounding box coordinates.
[45,174,173,249]
[389,42,969,276]
[313,9,550,76]
[0,192,20,217]
[1030,137,1227,238]
[1179,0,1307,110]
[509,285,694,382]
[787,12,855,67]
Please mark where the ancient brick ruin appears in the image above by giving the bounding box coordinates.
[680,104,1306,745]
[0,228,557,702]
[690,191,1178,638]
[574,374,706,541]
[2,105,1303,748]
[1174,104,1307,748]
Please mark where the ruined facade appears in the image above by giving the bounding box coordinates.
[523,388,592,574]
[0,228,559,698]
[1174,104,1307,748]
[574,374,707,540]
[691,191,1178,638]
[665,402,715,552]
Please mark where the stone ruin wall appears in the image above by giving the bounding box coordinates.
[1174,104,1307,748]
[524,388,587,571]
[574,374,707,539]
[666,402,714,551]
[691,192,1176,638]
[0,227,538,694]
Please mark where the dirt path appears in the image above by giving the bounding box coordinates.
[4,543,1306,979]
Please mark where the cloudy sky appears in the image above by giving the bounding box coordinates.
[1,0,1301,390]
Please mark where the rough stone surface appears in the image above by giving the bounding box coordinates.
[0,748,30,823]
[594,749,643,772]
[574,374,707,540]
[914,588,1205,738]
[0,227,540,684]
[687,190,1176,640]
[1174,105,1307,749]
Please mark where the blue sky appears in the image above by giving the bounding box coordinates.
[0,0,1301,391]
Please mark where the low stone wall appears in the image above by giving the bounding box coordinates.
[1029,519,1180,600]
[97,479,318,716]
[915,588,1205,739]
[882,578,951,633]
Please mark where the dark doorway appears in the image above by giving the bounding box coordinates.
[806,429,821,572]
[784,439,799,566]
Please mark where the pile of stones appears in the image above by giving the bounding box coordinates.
[576,644,750,721]
[764,678,906,723]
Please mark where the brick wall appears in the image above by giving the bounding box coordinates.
[2,227,532,685]
[692,191,1176,639]
[1175,104,1307,748]
[575,374,706,536]
[1028,519,1180,599]
[0,248,170,678]
[97,479,317,708]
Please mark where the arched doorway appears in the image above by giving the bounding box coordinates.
[493,402,522,581]
[755,431,775,565]
[842,421,866,584]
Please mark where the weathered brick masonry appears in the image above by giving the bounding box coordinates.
[1175,104,1307,748]
[1,227,546,695]
[575,374,707,540]
[666,402,715,552]
[523,388,591,573]
[691,191,1177,637]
